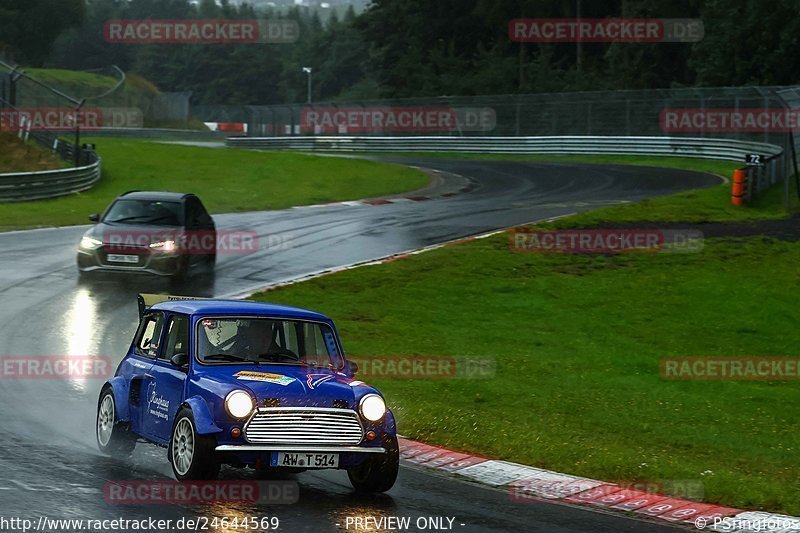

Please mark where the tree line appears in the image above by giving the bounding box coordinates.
[2,0,799,104]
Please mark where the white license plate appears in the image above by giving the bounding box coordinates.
[107,254,139,264]
[273,452,339,469]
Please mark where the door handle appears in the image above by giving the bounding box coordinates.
[144,373,155,379]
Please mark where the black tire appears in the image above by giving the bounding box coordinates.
[347,435,399,493]
[169,408,220,481]
[96,386,136,456]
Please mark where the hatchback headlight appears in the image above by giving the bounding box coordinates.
[149,239,176,252]
[225,390,254,419]
[79,236,102,250]
[359,394,386,422]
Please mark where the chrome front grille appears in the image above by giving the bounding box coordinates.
[244,407,364,445]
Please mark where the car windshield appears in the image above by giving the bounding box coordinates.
[196,317,343,369]
[104,199,183,226]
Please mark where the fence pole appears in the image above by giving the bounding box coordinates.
[790,131,800,203]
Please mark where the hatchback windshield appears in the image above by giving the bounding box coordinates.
[196,317,342,369]
[104,200,183,226]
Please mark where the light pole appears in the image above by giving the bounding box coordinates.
[302,67,312,104]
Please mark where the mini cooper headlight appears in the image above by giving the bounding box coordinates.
[225,390,254,419]
[359,394,386,422]
[79,236,102,250]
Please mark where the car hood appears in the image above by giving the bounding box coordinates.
[194,365,376,409]
[83,223,184,243]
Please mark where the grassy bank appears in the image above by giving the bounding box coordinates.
[252,159,800,514]
[0,139,428,231]
[0,132,63,173]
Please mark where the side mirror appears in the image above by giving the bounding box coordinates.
[89,213,100,223]
[349,360,359,376]
[171,352,189,369]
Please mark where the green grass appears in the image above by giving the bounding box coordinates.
[547,178,797,226]
[256,238,800,514]
[18,68,158,106]
[251,158,800,514]
[25,68,133,91]
[0,139,428,231]
[0,132,63,173]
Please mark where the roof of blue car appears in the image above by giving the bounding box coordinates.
[150,299,331,321]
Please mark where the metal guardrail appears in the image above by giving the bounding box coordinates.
[741,154,785,203]
[89,128,225,140]
[226,134,784,162]
[0,153,101,202]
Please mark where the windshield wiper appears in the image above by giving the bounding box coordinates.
[105,215,152,224]
[106,215,178,225]
[203,353,247,362]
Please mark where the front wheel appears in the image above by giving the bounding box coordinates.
[96,387,136,456]
[170,408,220,481]
[347,435,399,493]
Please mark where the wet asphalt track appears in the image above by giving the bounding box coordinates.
[0,156,722,532]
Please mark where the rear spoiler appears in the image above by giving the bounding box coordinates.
[137,293,207,320]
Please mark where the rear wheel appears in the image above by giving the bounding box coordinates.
[170,408,220,480]
[347,435,399,493]
[96,387,135,456]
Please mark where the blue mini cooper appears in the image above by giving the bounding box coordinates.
[96,294,399,492]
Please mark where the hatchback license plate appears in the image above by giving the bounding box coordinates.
[107,254,138,264]
[272,452,339,469]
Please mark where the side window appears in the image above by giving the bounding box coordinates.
[162,315,190,361]
[135,313,164,358]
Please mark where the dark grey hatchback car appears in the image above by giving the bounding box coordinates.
[77,191,216,281]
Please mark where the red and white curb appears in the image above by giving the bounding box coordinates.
[399,438,799,531]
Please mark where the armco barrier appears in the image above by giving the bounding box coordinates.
[89,128,225,140]
[225,135,784,164]
[0,154,101,202]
